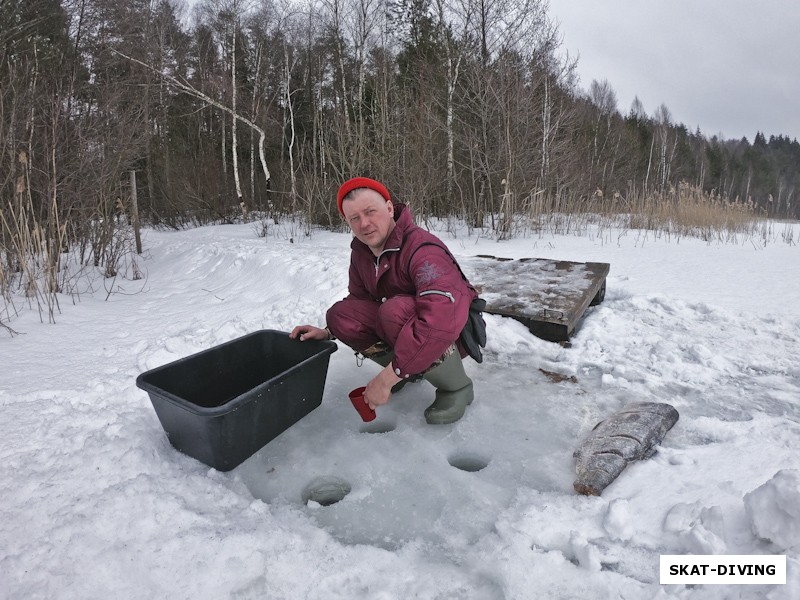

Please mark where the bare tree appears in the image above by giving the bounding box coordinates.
[654,103,676,190]
[587,78,619,190]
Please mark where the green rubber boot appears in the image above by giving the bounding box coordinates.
[422,352,474,425]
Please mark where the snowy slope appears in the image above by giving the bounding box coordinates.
[1,221,798,599]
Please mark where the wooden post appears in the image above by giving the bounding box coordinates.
[130,170,142,255]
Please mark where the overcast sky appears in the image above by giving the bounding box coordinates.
[551,1,800,142]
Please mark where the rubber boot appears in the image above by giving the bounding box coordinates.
[422,352,474,425]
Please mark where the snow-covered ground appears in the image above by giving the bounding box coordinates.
[1,219,798,599]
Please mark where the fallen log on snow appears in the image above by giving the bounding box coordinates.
[573,402,679,496]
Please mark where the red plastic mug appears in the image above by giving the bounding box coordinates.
[349,386,376,422]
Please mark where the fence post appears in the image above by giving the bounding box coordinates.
[130,170,142,255]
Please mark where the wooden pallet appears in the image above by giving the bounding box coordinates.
[460,255,610,342]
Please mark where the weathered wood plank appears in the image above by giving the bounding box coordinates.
[460,256,610,342]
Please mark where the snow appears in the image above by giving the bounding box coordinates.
[1,219,799,599]
[744,470,800,552]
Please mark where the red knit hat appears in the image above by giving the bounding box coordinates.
[337,177,391,216]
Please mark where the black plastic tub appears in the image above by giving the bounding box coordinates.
[136,330,337,471]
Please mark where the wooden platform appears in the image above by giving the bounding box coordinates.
[459,256,610,342]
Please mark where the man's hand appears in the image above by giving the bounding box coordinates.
[289,325,329,341]
[363,364,402,409]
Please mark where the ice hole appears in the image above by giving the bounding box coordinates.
[359,422,396,434]
[448,452,490,473]
[301,476,351,506]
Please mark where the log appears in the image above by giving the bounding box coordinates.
[573,402,679,495]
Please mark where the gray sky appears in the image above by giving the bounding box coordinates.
[551,0,800,142]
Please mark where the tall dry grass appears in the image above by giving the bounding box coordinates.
[499,182,765,243]
[0,189,63,327]
[623,183,760,242]
[1,192,142,333]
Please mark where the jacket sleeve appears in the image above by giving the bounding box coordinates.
[390,244,472,377]
[346,252,372,301]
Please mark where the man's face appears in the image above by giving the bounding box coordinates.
[342,189,395,255]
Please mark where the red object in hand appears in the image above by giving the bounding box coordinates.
[349,386,376,422]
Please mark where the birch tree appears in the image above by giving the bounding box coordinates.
[587,78,619,191]
[654,103,676,190]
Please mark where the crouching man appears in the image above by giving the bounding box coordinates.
[290,177,485,424]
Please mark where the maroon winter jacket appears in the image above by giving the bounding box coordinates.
[346,203,478,377]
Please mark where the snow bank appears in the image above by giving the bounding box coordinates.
[745,469,800,551]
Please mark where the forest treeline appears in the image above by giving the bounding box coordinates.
[1,0,798,324]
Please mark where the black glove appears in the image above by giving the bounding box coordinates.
[460,297,487,363]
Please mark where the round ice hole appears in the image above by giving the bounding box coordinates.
[448,452,490,473]
[360,422,396,434]
[301,476,351,506]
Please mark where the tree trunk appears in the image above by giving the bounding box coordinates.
[285,44,297,211]
[231,22,245,220]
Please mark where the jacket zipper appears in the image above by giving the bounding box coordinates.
[419,290,455,303]
[374,247,400,276]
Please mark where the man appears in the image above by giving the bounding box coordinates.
[290,177,483,424]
